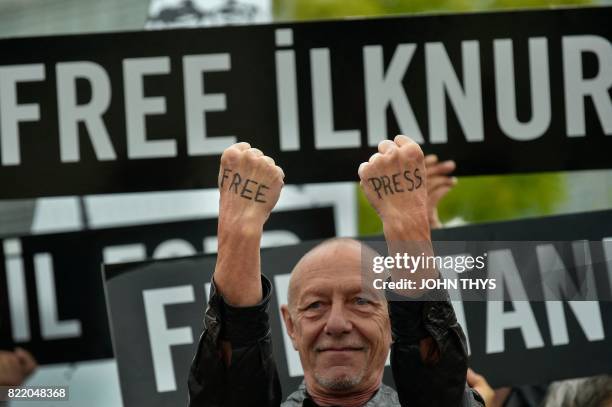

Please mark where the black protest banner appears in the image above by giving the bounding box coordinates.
[1,7,611,198]
[104,209,612,406]
[0,207,336,364]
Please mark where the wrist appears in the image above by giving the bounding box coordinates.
[218,215,265,241]
[382,215,431,243]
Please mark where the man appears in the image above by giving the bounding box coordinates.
[188,135,483,406]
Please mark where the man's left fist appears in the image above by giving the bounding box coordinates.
[358,135,430,239]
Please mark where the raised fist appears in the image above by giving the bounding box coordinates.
[358,135,430,240]
[218,142,284,232]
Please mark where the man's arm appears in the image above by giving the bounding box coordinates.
[188,142,285,407]
[358,136,479,406]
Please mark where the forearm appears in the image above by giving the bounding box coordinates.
[382,206,468,404]
[188,276,282,407]
[384,223,469,405]
[212,142,283,307]
[383,219,439,298]
[214,219,264,306]
[189,336,280,407]
[389,297,469,406]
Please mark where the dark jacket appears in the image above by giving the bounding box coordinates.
[188,275,484,407]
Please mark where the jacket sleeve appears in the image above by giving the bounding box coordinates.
[387,289,484,407]
[188,275,282,407]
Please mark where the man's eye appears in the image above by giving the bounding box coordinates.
[306,301,322,310]
[355,297,371,306]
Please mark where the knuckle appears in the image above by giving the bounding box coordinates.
[358,164,370,179]
[234,141,251,150]
[221,147,240,164]
[400,144,424,161]
[245,150,260,163]
[410,144,425,158]
[261,155,275,166]
[247,147,263,157]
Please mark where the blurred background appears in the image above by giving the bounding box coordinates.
[0,0,610,405]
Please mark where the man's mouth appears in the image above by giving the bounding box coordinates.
[317,347,365,352]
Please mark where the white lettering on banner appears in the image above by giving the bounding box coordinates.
[124,57,177,159]
[486,249,545,353]
[494,38,551,140]
[363,44,423,146]
[537,242,604,345]
[3,240,82,342]
[310,48,361,149]
[56,61,117,162]
[100,230,300,267]
[0,64,44,166]
[563,35,612,137]
[183,54,236,155]
[34,253,82,339]
[426,41,484,144]
[486,300,544,354]
[0,35,610,166]
[485,245,609,354]
[143,285,195,393]
[3,239,31,341]
[103,243,147,265]
[152,239,197,259]
[275,29,300,151]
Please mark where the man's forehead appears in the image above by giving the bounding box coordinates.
[294,257,361,282]
[287,238,381,305]
[295,272,364,298]
[299,239,365,268]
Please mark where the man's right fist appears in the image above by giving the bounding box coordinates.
[218,142,284,230]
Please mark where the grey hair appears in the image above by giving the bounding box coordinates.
[543,375,612,407]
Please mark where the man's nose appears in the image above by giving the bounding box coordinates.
[324,302,352,336]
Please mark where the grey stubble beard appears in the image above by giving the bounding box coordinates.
[314,368,366,392]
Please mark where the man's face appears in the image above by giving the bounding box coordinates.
[281,240,391,394]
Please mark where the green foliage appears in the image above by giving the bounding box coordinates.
[357,172,566,236]
[437,172,566,223]
[357,184,384,236]
[273,0,593,20]
[488,0,592,9]
[274,0,474,20]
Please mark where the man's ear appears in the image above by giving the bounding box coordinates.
[280,304,299,350]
